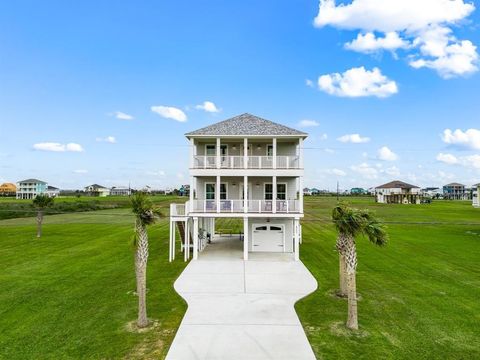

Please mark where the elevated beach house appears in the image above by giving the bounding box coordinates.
[375,180,421,204]
[169,113,306,261]
[16,179,47,199]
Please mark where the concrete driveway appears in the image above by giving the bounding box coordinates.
[166,236,318,360]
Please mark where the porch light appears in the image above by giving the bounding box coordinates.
[257,145,262,150]
[232,145,237,150]
[255,183,260,188]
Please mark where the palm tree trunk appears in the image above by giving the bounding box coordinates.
[339,254,347,296]
[336,233,349,296]
[36,210,43,238]
[345,235,358,330]
[135,220,149,328]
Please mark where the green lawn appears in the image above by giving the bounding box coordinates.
[0,197,479,359]
[297,197,480,359]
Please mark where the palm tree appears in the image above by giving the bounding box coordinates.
[332,203,388,330]
[130,192,161,328]
[32,194,54,238]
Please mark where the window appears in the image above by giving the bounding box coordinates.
[277,184,286,200]
[205,183,227,200]
[264,184,273,200]
[270,226,282,231]
[267,144,273,157]
[206,145,216,156]
[206,184,215,200]
[255,226,268,231]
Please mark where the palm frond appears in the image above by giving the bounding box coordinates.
[130,192,162,226]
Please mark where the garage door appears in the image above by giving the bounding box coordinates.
[252,224,285,252]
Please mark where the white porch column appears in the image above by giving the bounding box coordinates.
[244,175,248,213]
[193,217,199,260]
[189,176,194,213]
[216,175,221,213]
[299,176,304,213]
[169,220,173,262]
[184,219,189,261]
[190,139,197,169]
[216,137,221,169]
[243,217,249,260]
[299,138,304,169]
[294,218,300,261]
[272,138,277,169]
[272,175,277,214]
[243,138,248,169]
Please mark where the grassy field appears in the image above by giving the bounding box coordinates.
[0,196,479,359]
[297,197,480,359]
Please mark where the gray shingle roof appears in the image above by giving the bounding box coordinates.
[18,179,47,184]
[376,180,420,189]
[185,113,307,137]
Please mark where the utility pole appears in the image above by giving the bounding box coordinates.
[337,181,339,201]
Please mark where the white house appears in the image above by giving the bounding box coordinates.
[16,179,48,199]
[46,186,60,197]
[473,183,479,208]
[169,113,306,261]
[110,186,131,196]
[84,184,110,197]
[375,180,421,204]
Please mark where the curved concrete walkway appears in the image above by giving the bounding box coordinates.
[166,236,318,360]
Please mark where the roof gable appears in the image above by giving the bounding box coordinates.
[18,179,47,184]
[185,113,307,137]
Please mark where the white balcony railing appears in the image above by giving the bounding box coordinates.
[192,155,300,169]
[180,199,301,214]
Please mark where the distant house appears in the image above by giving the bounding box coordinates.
[46,186,60,198]
[84,184,110,197]
[375,180,421,204]
[16,179,48,199]
[110,186,131,196]
[0,183,16,197]
[303,187,312,196]
[422,187,442,199]
[443,183,469,200]
[178,184,190,196]
[473,183,480,208]
[350,187,366,195]
[310,188,321,196]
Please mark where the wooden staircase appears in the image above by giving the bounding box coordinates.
[176,221,186,247]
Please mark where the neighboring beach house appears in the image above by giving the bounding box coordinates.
[169,113,306,261]
[375,180,421,204]
[16,179,47,199]
[84,184,110,197]
[473,183,479,208]
[46,186,60,197]
[443,182,469,200]
[0,182,16,196]
[110,186,131,196]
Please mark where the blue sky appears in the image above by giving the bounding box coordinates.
[1,0,479,190]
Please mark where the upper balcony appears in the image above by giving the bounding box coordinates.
[190,138,304,171]
[193,155,300,169]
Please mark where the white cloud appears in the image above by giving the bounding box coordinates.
[324,148,335,154]
[73,169,88,174]
[298,119,319,127]
[437,152,480,168]
[305,79,314,87]
[113,111,134,120]
[377,146,398,161]
[436,152,459,165]
[33,142,84,152]
[345,32,410,53]
[350,162,378,179]
[326,168,347,176]
[314,0,478,78]
[441,128,480,150]
[319,133,328,140]
[337,133,370,143]
[318,67,398,98]
[384,166,400,176]
[96,136,116,143]
[151,106,187,122]
[146,170,166,176]
[195,101,220,113]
